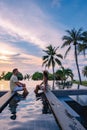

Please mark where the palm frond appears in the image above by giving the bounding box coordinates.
[42,55,49,60]
[47,57,52,68]
[55,58,62,66]
[56,54,63,59]
[82,31,87,43]
[78,43,87,56]
[54,46,59,52]
[42,59,48,67]
[66,30,72,35]
[61,37,72,48]
[77,28,83,35]
[43,50,50,55]
[64,46,71,58]
[62,35,72,41]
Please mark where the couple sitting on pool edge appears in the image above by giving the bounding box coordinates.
[10,68,48,96]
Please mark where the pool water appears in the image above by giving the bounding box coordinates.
[0,81,59,130]
[0,80,87,130]
[56,95,87,129]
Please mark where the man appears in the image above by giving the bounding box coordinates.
[10,68,28,95]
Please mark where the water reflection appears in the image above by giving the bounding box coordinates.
[9,93,27,120]
[8,92,51,120]
[35,92,51,114]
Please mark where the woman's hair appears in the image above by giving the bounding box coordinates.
[43,70,48,79]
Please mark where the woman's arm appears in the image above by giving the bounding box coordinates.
[39,81,43,86]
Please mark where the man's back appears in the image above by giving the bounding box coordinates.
[10,75,18,91]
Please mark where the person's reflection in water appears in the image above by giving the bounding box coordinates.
[9,93,28,120]
[42,94,51,114]
[36,92,51,114]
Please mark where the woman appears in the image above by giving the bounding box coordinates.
[34,70,48,94]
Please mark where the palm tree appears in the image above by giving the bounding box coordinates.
[62,28,83,85]
[42,45,63,89]
[56,67,74,84]
[82,66,87,78]
[62,67,74,81]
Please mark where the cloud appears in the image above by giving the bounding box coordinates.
[0,0,86,80]
[0,0,65,50]
[0,41,43,74]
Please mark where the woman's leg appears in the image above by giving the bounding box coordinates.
[34,85,40,94]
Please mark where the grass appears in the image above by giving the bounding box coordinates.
[73,80,87,86]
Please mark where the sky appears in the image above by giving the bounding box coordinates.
[0,0,87,80]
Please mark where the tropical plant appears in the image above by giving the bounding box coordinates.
[24,74,30,80]
[62,28,83,85]
[42,45,63,88]
[82,66,87,78]
[56,67,74,84]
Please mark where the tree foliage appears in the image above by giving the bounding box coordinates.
[32,72,43,80]
[23,74,30,80]
[32,71,54,80]
[42,45,63,88]
[82,66,87,78]
[3,72,23,80]
[56,67,74,82]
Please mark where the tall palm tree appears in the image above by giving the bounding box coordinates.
[62,28,83,85]
[82,66,87,78]
[42,45,63,89]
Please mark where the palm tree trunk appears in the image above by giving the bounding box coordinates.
[74,45,82,86]
[52,66,55,90]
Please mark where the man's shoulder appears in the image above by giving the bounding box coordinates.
[11,74,17,80]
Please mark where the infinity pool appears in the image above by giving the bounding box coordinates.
[0,81,59,130]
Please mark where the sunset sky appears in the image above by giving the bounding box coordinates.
[0,0,87,79]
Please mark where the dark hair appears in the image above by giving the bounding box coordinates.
[43,70,48,79]
[12,68,18,73]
